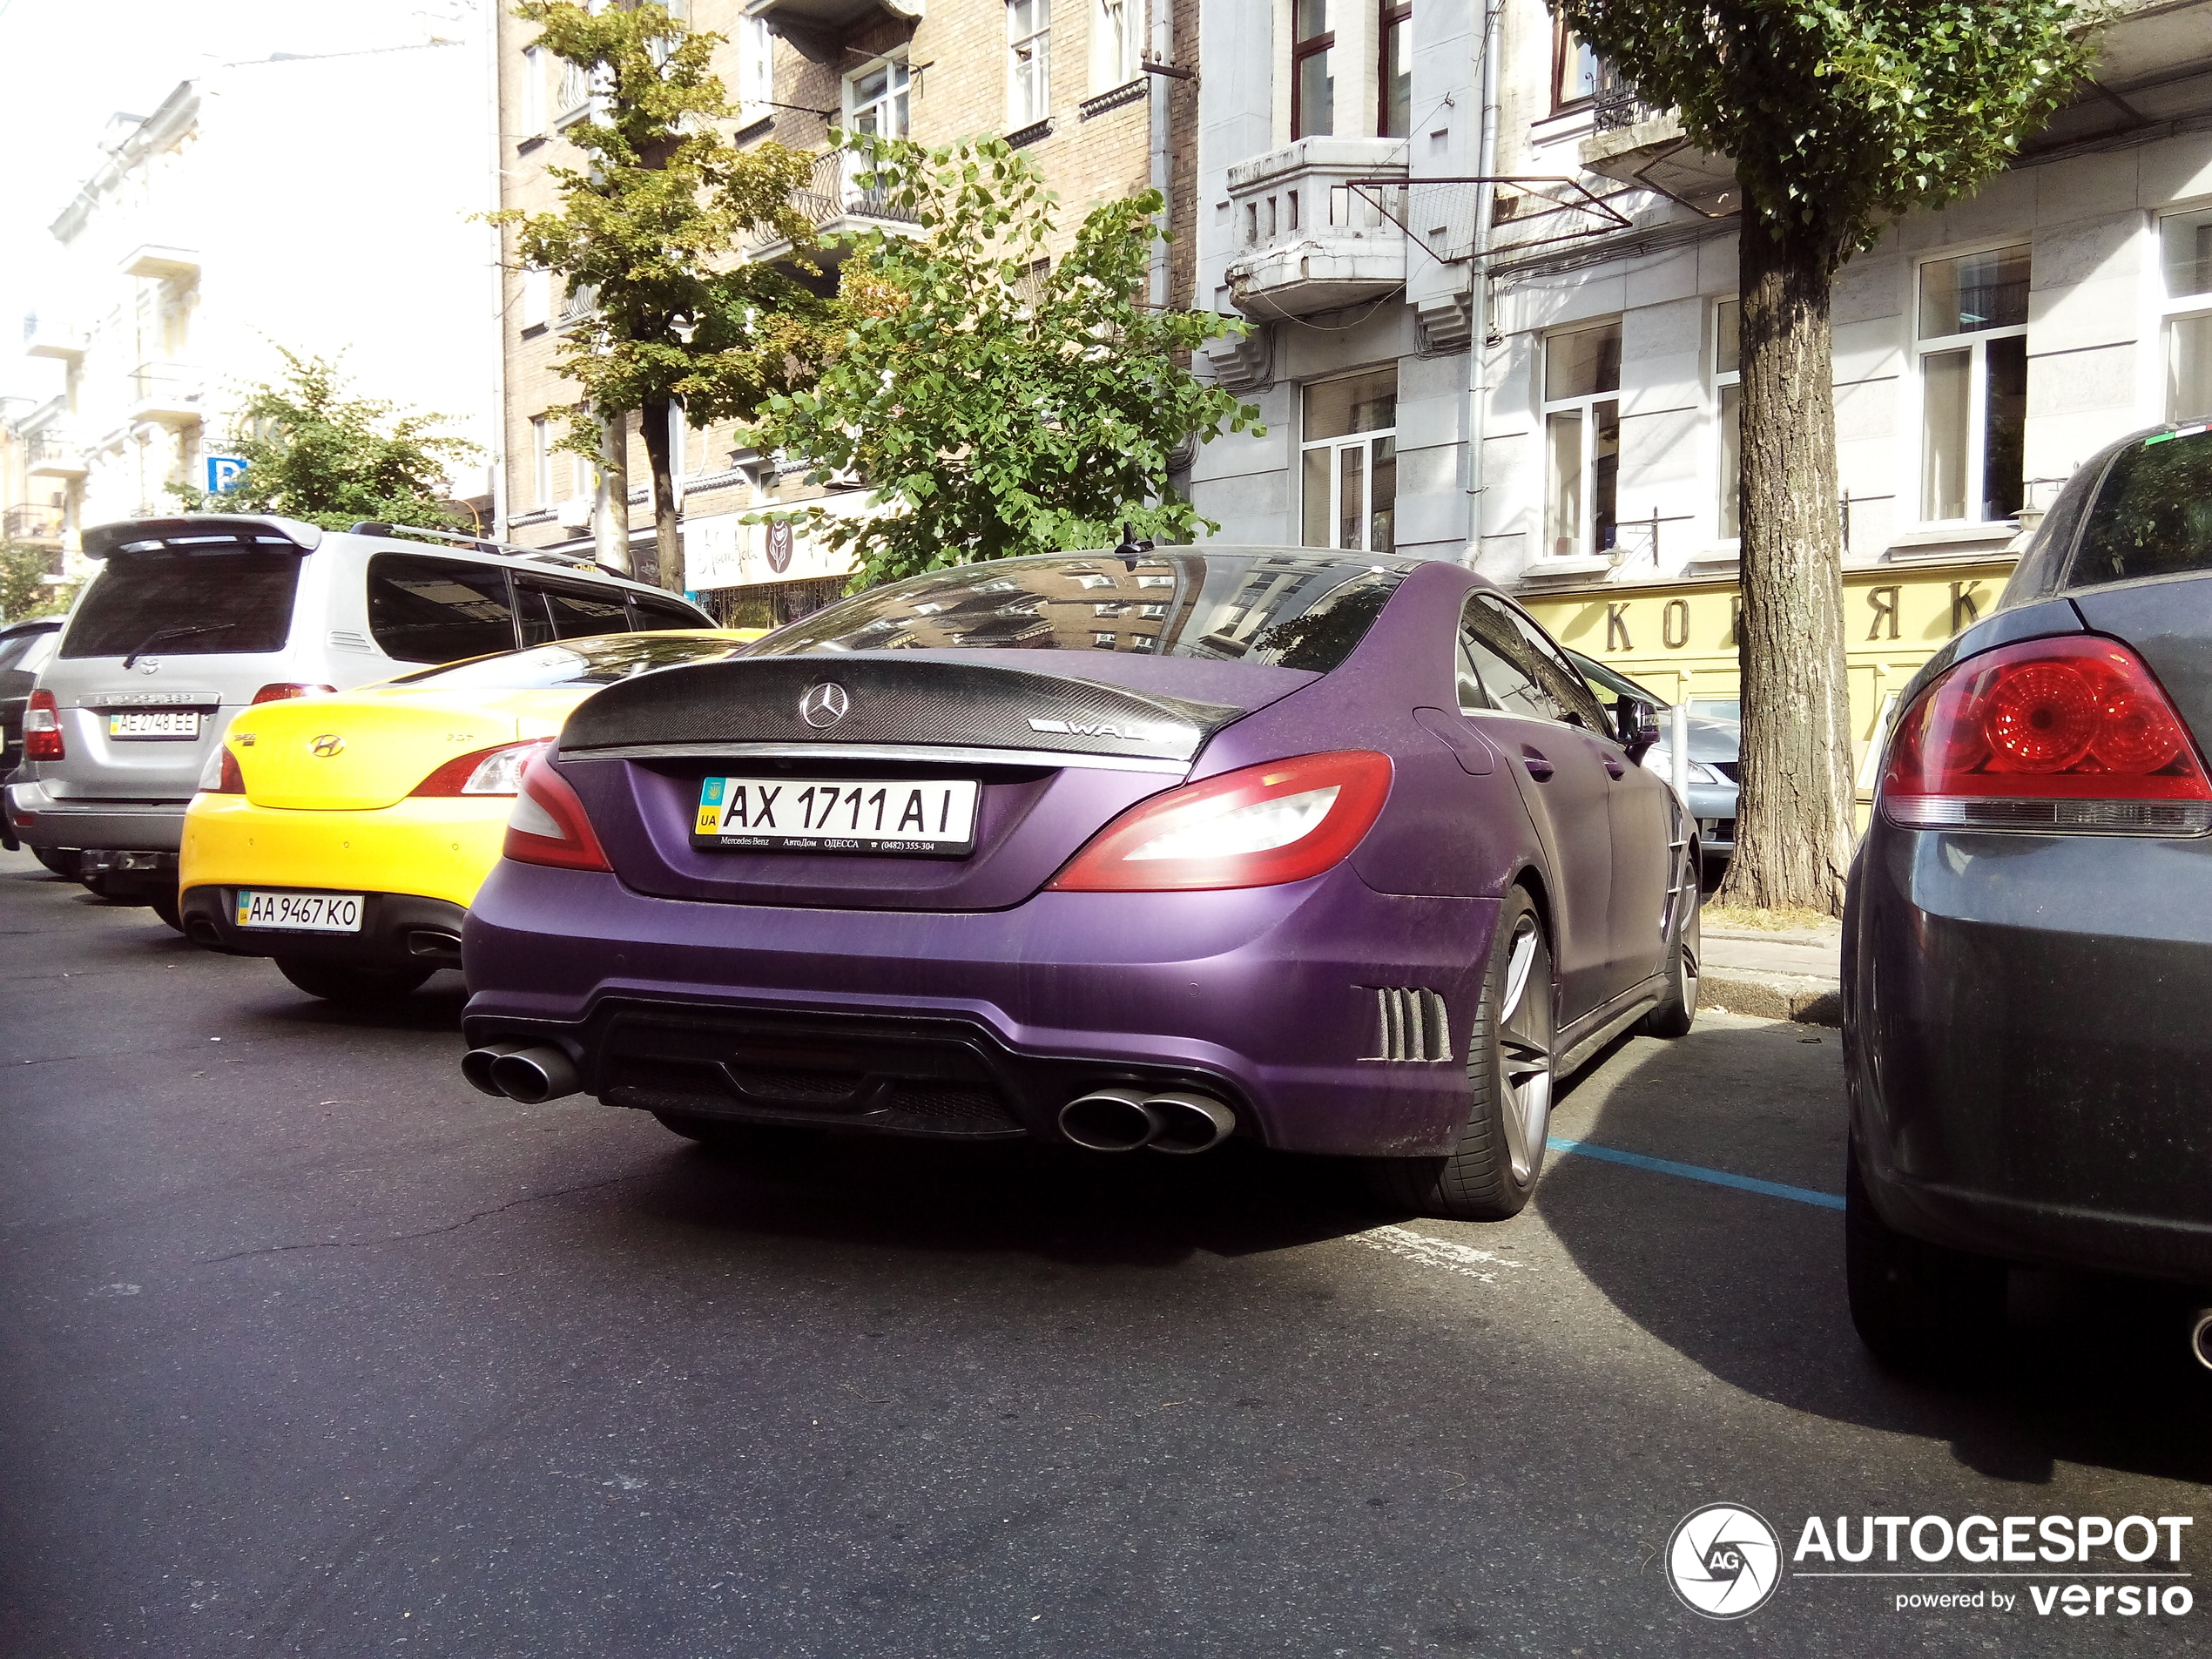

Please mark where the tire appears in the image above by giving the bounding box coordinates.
[1640,837,1702,1039]
[274,957,435,1003]
[1365,887,1555,1222]
[32,846,78,878]
[1844,1139,2007,1375]
[150,890,185,934]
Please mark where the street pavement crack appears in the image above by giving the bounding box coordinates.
[197,1171,639,1264]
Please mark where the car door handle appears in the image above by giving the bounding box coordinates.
[1521,745,1554,781]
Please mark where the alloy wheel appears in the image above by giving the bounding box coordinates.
[1495,915,1555,1184]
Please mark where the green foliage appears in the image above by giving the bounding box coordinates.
[1552,0,2102,260]
[753,136,1264,589]
[170,348,479,531]
[0,543,68,621]
[492,2,828,451]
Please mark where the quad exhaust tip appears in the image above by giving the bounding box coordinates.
[2189,1309,2212,1372]
[462,1042,582,1104]
[1058,1087,1235,1154]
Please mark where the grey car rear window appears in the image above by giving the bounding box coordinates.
[752,551,1407,673]
[367,554,521,664]
[62,552,301,660]
[2070,427,2212,588]
[390,633,742,691]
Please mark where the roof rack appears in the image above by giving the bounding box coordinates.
[347,522,628,578]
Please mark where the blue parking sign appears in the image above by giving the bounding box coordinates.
[204,455,247,495]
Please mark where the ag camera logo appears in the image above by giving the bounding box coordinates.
[1668,1503,1784,1620]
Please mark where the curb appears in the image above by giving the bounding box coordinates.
[1702,970,1843,1028]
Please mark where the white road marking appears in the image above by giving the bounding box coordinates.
[1349,1225,1527,1284]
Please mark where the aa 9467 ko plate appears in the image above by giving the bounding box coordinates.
[693,775,980,857]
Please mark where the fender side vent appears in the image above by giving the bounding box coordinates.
[1362,987,1452,1063]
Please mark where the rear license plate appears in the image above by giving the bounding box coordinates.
[235,890,365,933]
[108,710,201,740]
[693,776,981,856]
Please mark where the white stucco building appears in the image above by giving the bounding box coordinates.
[1186,0,2212,780]
[16,37,501,574]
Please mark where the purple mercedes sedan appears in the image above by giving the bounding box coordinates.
[459,548,1701,1220]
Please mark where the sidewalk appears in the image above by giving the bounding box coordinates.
[1699,916,1843,1026]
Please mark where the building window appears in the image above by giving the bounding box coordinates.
[1379,0,1411,138]
[847,55,911,139]
[522,267,550,331]
[738,14,775,121]
[555,57,595,126]
[521,45,547,137]
[1095,0,1142,90]
[1554,25,1598,108]
[1292,0,1333,138]
[1300,368,1397,554]
[529,416,552,509]
[2161,206,2212,422]
[1715,297,1741,540]
[1917,242,2028,523]
[1541,321,1622,559]
[1008,0,1052,125]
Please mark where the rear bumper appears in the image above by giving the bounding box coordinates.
[5,779,185,852]
[1845,817,2212,1284]
[462,859,1495,1157]
[180,884,467,971]
[179,792,504,910]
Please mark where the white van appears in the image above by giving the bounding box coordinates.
[8,515,713,918]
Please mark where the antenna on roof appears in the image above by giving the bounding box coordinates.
[1114,523,1151,568]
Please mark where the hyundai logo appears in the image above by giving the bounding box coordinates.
[310,733,346,757]
[799,682,851,728]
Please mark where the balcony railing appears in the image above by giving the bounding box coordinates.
[1221,138,1408,321]
[759,149,924,248]
[1590,84,1661,132]
[25,431,87,476]
[130,360,205,424]
[4,503,64,542]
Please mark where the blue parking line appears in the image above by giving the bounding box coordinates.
[1546,1136,1845,1211]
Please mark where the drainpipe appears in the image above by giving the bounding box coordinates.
[1148,0,1173,311]
[1463,0,1501,563]
[485,0,509,539]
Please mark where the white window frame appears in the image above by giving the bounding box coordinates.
[521,45,547,137]
[1008,0,1053,126]
[1094,0,1142,91]
[738,14,776,124]
[1913,239,2030,526]
[522,267,550,331]
[845,52,912,141]
[529,416,552,509]
[1298,368,1398,554]
[1538,320,1622,562]
[1714,297,1741,543]
[2157,201,2212,424]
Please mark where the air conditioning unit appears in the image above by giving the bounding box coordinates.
[555,496,592,530]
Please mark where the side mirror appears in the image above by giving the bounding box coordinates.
[1615,695,1661,763]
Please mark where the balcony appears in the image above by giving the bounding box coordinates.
[22,315,86,361]
[1221,138,1407,320]
[1578,104,1737,215]
[130,361,206,426]
[748,149,922,274]
[747,0,923,65]
[4,503,64,543]
[25,431,88,478]
[121,244,199,281]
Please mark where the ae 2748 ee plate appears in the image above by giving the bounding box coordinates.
[693,775,980,857]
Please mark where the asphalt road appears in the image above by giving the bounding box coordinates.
[3,846,2208,1657]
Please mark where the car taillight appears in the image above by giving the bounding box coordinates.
[1049,750,1394,892]
[23,690,63,760]
[1881,635,2212,833]
[412,738,552,798]
[196,744,246,794]
[251,683,336,704]
[502,751,611,871]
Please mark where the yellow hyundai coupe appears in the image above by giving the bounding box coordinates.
[179,631,756,1001]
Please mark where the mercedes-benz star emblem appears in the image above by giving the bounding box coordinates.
[799,682,851,729]
[310,733,346,757]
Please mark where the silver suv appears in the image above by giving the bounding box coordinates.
[9,514,712,919]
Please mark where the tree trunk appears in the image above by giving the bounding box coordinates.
[1714,213,1856,916]
[595,408,631,576]
[641,395,683,594]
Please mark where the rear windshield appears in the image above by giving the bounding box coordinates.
[62,552,300,660]
[389,632,745,691]
[751,551,1409,674]
[2071,426,2212,588]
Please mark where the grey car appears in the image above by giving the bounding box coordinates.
[1844,418,2212,1373]
[1569,650,1739,884]
[9,515,712,921]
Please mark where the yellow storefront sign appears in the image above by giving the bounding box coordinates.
[1521,556,2018,799]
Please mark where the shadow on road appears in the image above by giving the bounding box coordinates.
[1537,1017,2212,1488]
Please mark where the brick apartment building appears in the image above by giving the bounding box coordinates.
[493,0,1197,624]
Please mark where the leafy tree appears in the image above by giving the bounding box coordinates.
[0,543,67,621]
[496,0,826,590]
[171,348,480,531]
[754,136,1263,589]
[1551,0,2099,913]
